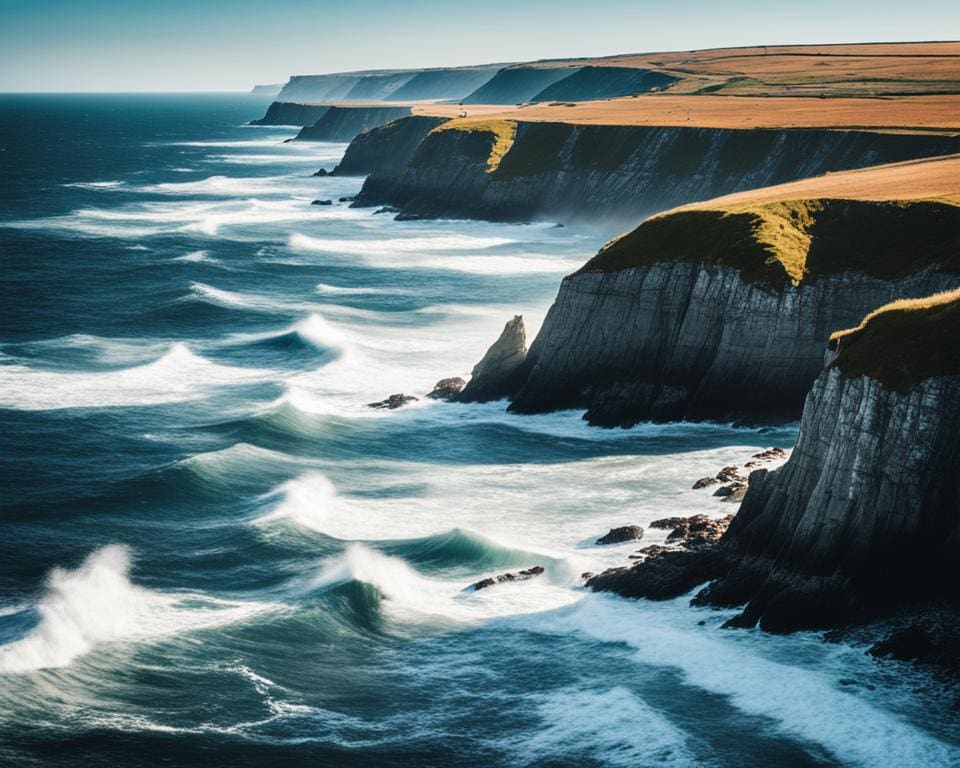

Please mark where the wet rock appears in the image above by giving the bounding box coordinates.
[587,549,730,601]
[720,483,748,503]
[692,476,719,489]
[596,525,644,546]
[367,393,418,410]
[374,206,399,215]
[716,466,744,483]
[751,447,786,461]
[313,168,329,176]
[311,199,333,206]
[868,626,936,661]
[456,315,528,403]
[426,377,466,400]
[339,196,355,203]
[713,482,746,499]
[649,517,687,530]
[664,514,735,547]
[466,566,545,592]
[629,545,671,559]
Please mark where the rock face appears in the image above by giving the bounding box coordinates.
[456,316,529,403]
[596,526,645,545]
[250,102,330,126]
[530,67,677,101]
[508,200,960,425]
[352,121,960,226]
[332,116,450,176]
[293,106,413,142]
[462,67,577,104]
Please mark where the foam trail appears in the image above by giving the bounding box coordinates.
[0,343,273,411]
[0,546,267,675]
[290,232,517,254]
[527,596,960,768]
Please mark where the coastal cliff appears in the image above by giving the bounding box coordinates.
[292,106,413,142]
[250,102,330,126]
[508,198,960,425]
[332,116,450,176]
[589,288,960,635]
[352,120,960,226]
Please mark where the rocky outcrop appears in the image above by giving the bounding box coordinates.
[332,116,450,176]
[341,72,417,101]
[367,394,418,409]
[293,106,413,142]
[589,290,960,634]
[352,121,960,226]
[276,67,503,103]
[250,102,330,126]
[466,566,544,592]
[596,526,645,545]
[277,74,367,102]
[426,378,466,400]
[508,199,960,425]
[456,316,528,403]
[250,83,283,98]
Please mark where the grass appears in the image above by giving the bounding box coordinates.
[584,198,960,289]
[430,118,518,172]
[827,287,960,390]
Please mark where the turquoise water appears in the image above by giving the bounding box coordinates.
[0,94,956,767]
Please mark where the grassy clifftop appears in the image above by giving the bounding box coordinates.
[583,154,960,288]
[828,287,960,389]
[585,198,960,288]
[429,119,518,172]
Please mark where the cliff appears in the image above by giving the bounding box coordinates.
[462,67,579,104]
[332,116,450,176]
[530,66,678,101]
[697,289,960,632]
[277,74,367,102]
[352,120,960,226]
[457,316,528,402]
[509,197,960,425]
[293,106,413,142]
[250,83,283,98]
[250,102,330,127]
[385,67,501,101]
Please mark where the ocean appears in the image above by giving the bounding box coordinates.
[0,93,956,767]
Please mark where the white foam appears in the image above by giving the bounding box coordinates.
[290,232,516,254]
[173,249,218,264]
[505,686,698,767]
[523,596,960,768]
[315,282,398,297]
[0,342,274,411]
[257,472,343,535]
[0,545,267,674]
[62,180,125,190]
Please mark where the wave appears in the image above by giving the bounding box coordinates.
[0,545,267,674]
[290,233,579,275]
[0,342,274,411]
[62,180,125,190]
[524,596,960,768]
[315,282,400,297]
[386,528,552,574]
[139,175,304,197]
[173,249,220,264]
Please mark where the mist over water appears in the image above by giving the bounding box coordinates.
[1,94,957,767]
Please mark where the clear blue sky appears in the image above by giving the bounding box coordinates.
[1,0,956,91]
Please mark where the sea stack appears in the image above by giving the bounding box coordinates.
[456,315,528,402]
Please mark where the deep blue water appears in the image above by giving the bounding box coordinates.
[0,94,956,767]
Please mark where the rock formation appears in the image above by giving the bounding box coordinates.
[293,106,413,142]
[332,116,450,177]
[352,120,960,226]
[508,198,960,425]
[589,288,960,635]
[250,102,330,126]
[456,316,528,403]
[367,394,418,410]
[466,566,545,592]
[426,378,466,400]
[596,526,645,545]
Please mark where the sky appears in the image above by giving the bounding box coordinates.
[0,0,957,92]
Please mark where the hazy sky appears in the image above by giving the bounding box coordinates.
[1,0,956,91]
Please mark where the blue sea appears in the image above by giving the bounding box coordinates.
[0,94,956,767]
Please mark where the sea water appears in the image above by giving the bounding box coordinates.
[0,94,957,767]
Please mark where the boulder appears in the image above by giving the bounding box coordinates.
[596,525,644,545]
[426,377,466,400]
[311,199,333,206]
[692,476,719,489]
[313,168,329,177]
[457,315,528,403]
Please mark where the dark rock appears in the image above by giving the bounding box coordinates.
[587,548,730,601]
[649,517,687,530]
[713,482,746,498]
[313,168,329,177]
[596,525,644,546]
[692,476,719,489]
[630,545,671,559]
[456,315,528,403]
[868,626,936,661]
[466,566,545,592]
[663,514,735,547]
[311,199,333,206]
[720,483,748,503]
[425,377,466,400]
[374,206,399,215]
[338,196,356,203]
[367,393,418,410]
[751,447,786,461]
[716,466,744,483]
